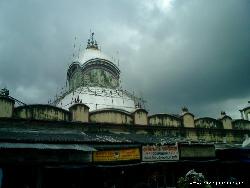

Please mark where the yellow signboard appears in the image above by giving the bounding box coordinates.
[93,148,140,162]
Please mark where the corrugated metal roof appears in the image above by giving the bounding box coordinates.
[215,143,243,150]
[0,123,188,145]
[0,129,135,143]
[0,129,187,145]
[120,133,185,144]
[0,142,96,151]
[0,131,94,143]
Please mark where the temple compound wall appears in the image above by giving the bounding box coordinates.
[0,96,14,118]
[89,109,133,124]
[1,95,250,144]
[13,104,70,121]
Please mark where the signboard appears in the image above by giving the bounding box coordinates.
[93,148,140,162]
[179,144,215,158]
[142,144,179,161]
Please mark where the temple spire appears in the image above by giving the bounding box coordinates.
[86,32,99,50]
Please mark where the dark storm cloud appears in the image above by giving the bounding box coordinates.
[0,0,249,118]
[122,0,250,118]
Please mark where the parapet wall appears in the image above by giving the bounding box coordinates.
[14,104,70,121]
[0,96,15,118]
[149,114,181,127]
[232,119,250,130]
[89,109,133,124]
[133,109,148,125]
[1,102,248,131]
[195,117,223,129]
[1,97,250,144]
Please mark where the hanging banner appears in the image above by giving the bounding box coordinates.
[142,144,179,161]
[93,148,140,162]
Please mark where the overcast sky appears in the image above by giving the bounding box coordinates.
[0,0,250,119]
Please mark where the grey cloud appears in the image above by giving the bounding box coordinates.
[0,0,249,118]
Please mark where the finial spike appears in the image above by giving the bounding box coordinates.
[86,31,99,50]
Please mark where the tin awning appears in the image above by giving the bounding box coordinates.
[0,142,97,151]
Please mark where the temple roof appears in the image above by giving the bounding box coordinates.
[74,32,113,64]
[75,48,113,65]
[56,86,136,112]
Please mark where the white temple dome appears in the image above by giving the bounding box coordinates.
[53,33,144,112]
[75,48,112,65]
